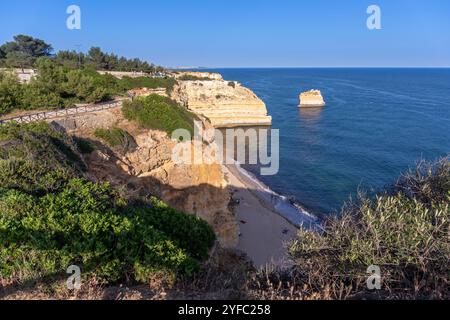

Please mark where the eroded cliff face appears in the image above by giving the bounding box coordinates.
[299,90,326,107]
[170,80,272,128]
[53,109,239,248]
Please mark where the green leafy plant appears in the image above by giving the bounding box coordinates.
[0,122,216,285]
[288,157,450,299]
[73,137,96,154]
[94,127,135,150]
[122,94,196,136]
[178,75,212,81]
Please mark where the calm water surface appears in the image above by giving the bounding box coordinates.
[210,68,450,215]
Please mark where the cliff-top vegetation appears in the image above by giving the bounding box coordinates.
[0,122,215,287]
[249,157,449,300]
[0,35,175,116]
[123,94,196,136]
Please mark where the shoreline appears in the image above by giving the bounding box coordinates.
[226,161,319,228]
[223,161,319,267]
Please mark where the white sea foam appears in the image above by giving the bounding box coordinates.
[231,160,319,229]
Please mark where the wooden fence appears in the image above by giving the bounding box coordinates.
[0,100,125,125]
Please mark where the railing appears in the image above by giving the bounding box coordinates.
[0,99,126,125]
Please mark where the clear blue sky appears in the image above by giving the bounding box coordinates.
[1,0,449,67]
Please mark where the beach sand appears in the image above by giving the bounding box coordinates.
[223,164,299,268]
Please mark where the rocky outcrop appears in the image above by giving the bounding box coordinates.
[170,79,272,128]
[127,87,168,98]
[51,108,122,132]
[0,68,36,84]
[299,90,326,107]
[173,71,223,81]
[56,108,239,248]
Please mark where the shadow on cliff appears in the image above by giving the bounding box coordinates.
[0,132,257,299]
[78,135,239,246]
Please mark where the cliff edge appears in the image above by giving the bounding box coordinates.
[52,108,239,248]
[171,78,272,128]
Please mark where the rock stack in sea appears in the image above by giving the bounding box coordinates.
[299,90,326,107]
[170,73,272,128]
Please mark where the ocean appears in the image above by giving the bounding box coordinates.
[211,68,450,215]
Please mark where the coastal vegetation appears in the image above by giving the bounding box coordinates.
[0,62,176,116]
[0,35,174,116]
[0,35,448,301]
[122,94,196,136]
[177,74,213,81]
[0,35,162,73]
[94,127,136,154]
[0,122,215,286]
[249,157,449,300]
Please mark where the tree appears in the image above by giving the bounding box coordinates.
[0,35,53,69]
[34,57,67,88]
[0,71,23,115]
[55,50,85,69]
[4,51,34,71]
[87,47,107,70]
[63,70,109,103]
[0,34,53,57]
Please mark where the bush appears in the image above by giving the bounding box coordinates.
[178,75,212,81]
[118,76,175,91]
[0,179,209,283]
[0,64,176,116]
[0,122,83,194]
[94,127,135,151]
[73,137,96,154]
[0,122,216,284]
[288,157,450,299]
[0,71,23,115]
[122,94,196,136]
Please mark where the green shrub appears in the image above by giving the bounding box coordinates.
[0,122,216,285]
[94,127,135,151]
[289,157,450,299]
[118,76,175,91]
[131,198,216,261]
[0,71,24,115]
[0,122,83,194]
[0,179,209,283]
[178,75,212,81]
[122,94,196,136]
[73,137,96,154]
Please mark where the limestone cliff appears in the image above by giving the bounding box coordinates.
[172,71,223,81]
[170,79,272,128]
[299,90,326,107]
[52,108,239,248]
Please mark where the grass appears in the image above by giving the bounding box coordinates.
[122,94,196,136]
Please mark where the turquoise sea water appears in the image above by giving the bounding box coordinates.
[211,68,450,215]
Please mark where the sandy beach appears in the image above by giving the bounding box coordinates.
[223,163,302,268]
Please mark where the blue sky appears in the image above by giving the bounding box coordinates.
[1,0,449,67]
